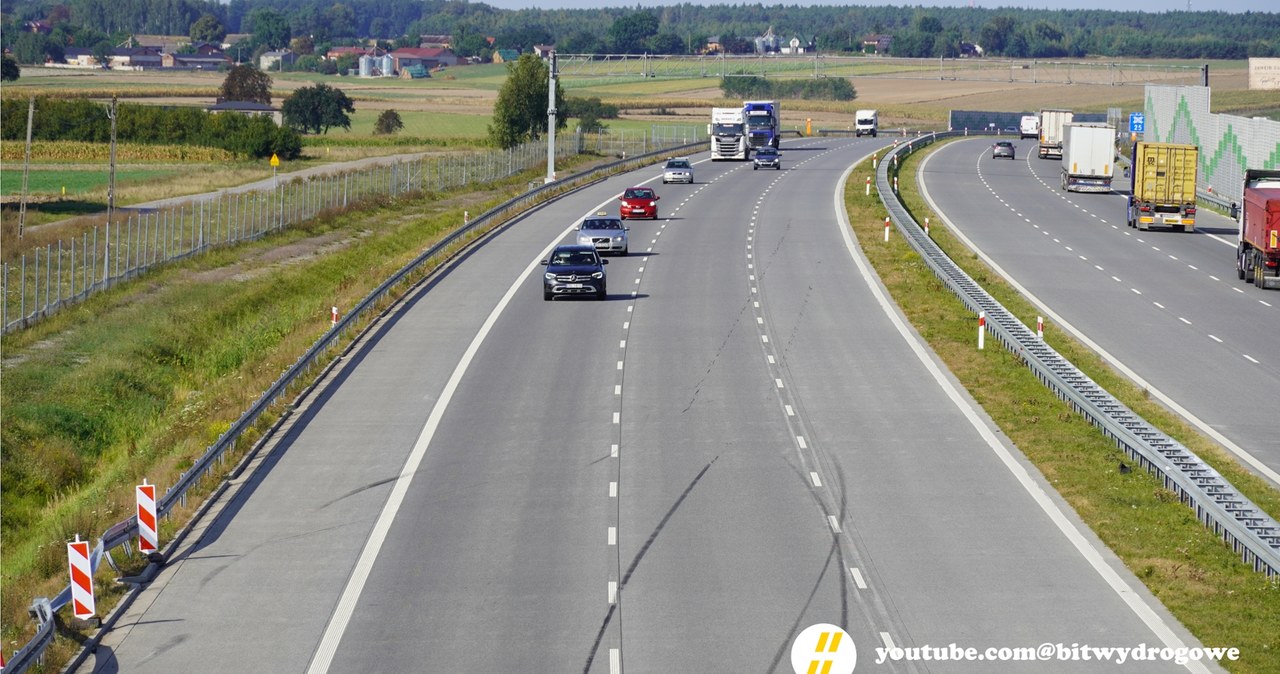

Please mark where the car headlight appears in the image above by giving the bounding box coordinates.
[591,271,604,279]
[649,201,657,207]
[614,236,623,242]
[544,272,555,280]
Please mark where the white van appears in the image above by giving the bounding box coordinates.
[855,109,878,138]
[1020,115,1040,140]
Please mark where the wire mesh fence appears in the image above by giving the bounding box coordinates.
[2,125,705,334]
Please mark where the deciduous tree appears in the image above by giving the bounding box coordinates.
[374,109,404,135]
[282,82,354,134]
[487,53,565,150]
[1,56,20,81]
[190,13,226,44]
[220,64,273,105]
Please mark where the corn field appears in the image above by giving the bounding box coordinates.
[1,140,237,162]
[1,125,705,333]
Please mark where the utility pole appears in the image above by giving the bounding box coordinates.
[18,96,34,239]
[545,50,558,184]
[104,96,118,283]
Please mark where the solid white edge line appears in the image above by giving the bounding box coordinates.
[880,632,895,650]
[307,198,617,674]
[917,148,1280,489]
[845,157,1210,673]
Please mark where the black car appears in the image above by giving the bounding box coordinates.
[542,244,608,300]
[753,146,781,170]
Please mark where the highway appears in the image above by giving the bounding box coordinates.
[918,138,1280,486]
[89,138,1207,673]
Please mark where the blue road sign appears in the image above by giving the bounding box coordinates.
[1129,112,1146,133]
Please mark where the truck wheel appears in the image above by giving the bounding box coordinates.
[1237,246,1247,280]
[1245,250,1257,285]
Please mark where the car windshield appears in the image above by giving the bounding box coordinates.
[757,148,777,156]
[996,142,1012,147]
[582,219,622,230]
[666,161,689,169]
[551,250,599,266]
[624,189,654,199]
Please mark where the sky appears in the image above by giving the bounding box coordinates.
[477,0,1274,13]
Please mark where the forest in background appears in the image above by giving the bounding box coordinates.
[3,0,1279,68]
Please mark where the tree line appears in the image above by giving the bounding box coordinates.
[3,0,1278,65]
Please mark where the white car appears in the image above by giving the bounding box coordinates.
[662,158,694,184]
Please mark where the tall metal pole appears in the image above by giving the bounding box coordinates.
[545,51,558,184]
[104,96,118,283]
[18,96,34,239]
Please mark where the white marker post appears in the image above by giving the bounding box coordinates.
[924,217,930,236]
[978,311,986,350]
[865,176,871,196]
[331,306,339,327]
[883,217,891,242]
[893,176,899,193]
[1037,315,1044,340]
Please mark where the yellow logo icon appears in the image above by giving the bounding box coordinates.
[791,623,857,674]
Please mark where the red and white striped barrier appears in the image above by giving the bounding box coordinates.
[67,535,95,620]
[883,217,891,242]
[978,311,986,350]
[137,479,158,553]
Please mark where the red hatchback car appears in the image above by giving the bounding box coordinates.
[619,187,660,220]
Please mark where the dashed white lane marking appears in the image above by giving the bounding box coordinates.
[850,567,868,590]
[612,412,620,424]
[609,482,617,498]
[784,404,794,416]
[614,385,621,395]
[881,633,896,650]
[619,340,626,348]
[1209,335,1223,343]
[617,361,624,370]
[1179,317,1192,325]
[810,472,822,487]
[611,444,618,457]
[775,378,785,388]
[608,527,616,545]
[761,335,769,343]
[796,435,808,449]
[610,649,620,674]
[608,581,617,604]
[828,515,841,533]
[1153,302,1165,309]
[1244,354,1259,364]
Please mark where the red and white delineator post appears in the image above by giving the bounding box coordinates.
[1037,315,1044,340]
[924,217,930,235]
[865,176,872,196]
[978,311,986,350]
[331,306,339,327]
[137,479,158,554]
[68,535,95,620]
[884,217,891,242]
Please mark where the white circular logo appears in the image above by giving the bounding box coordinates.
[791,623,857,674]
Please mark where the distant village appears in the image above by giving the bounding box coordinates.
[17,21,980,80]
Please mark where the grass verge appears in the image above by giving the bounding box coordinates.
[0,148,639,669]
[844,140,1278,672]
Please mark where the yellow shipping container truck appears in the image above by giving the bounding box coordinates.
[1127,141,1199,232]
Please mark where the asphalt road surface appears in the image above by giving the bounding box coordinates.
[87,138,1212,673]
[919,137,1279,487]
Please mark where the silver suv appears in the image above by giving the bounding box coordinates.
[662,158,694,184]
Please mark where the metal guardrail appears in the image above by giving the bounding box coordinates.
[3,138,703,674]
[877,131,1280,577]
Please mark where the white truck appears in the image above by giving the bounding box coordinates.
[855,109,878,137]
[1060,123,1115,193]
[1019,115,1040,140]
[709,107,748,161]
[1038,108,1074,159]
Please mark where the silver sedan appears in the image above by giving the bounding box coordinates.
[576,215,629,256]
[662,158,694,184]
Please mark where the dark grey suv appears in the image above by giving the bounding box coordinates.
[542,244,608,300]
